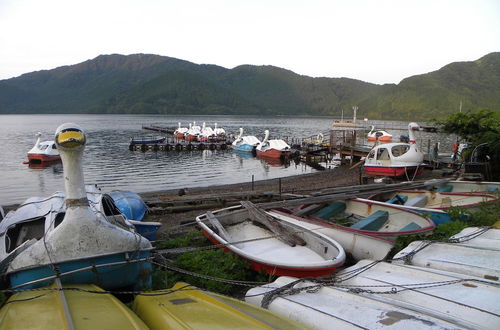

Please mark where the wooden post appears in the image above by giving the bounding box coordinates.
[251,175,254,191]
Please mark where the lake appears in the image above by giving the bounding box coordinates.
[0,114,451,206]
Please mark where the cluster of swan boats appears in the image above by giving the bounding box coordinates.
[2,123,499,329]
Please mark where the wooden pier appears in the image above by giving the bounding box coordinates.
[129,139,231,151]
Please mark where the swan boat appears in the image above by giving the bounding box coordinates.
[255,130,292,160]
[231,128,261,153]
[364,122,424,177]
[367,125,392,142]
[368,189,499,225]
[270,198,435,240]
[173,122,188,139]
[27,132,61,164]
[195,202,346,277]
[1,123,153,290]
[185,121,202,142]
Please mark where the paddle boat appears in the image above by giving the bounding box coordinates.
[255,130,292,160]
[246,259,500,330]
[185,121,201,142]
[2,123,153,290]
[107,190,148,221]
[26,132,61,164]
[173,122,188,139]
[232,127,261,153]
[368,189,499,225]
[195,201,346,277]
[363,122,424,177]
[0,283,149,329]
[270,198,435,240]
[213,122,226,137]
[427,180,500,193]
[133,282,306,329]
[367,125,392,142]
[199,122,216,142]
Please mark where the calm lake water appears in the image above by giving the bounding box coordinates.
[0,114,452,206]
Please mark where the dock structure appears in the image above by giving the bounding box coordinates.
[142,125,175,134]
[129,139,231,151]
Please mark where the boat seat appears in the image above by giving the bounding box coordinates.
[385,194,408,205]
[313,202,346,220]
[404,195,428,207]
[399,222,421,232]
[350,210,388,231]
[436,185,453,192]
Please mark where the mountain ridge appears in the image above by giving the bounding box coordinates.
[0,52,498,119]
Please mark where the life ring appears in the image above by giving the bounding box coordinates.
[316,133,324,143]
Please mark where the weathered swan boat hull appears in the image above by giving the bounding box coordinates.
[256,148,291,160]
[0,283,148,329]
[9,250,152,290]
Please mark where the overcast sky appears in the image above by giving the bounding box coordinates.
[1,0,499,84]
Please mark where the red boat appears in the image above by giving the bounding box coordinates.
[255,130,291,160]
[196,204,346,278]
[364,122,424,177]
[26,133,61,164]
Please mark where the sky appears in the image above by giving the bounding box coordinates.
[0,0,499,84]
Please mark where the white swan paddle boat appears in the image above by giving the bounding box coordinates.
[173,122,188,139]
[367,125,392,142]
[196,202,346,277]
[2,123,152,290]
[26,132,61,164]
[364,122,424,177]
[232,128,261,153]
[368,189,499,225]
[255,130,291,160]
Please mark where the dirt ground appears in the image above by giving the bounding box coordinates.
[140,166,364,239]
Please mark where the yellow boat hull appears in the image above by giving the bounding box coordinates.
[0,283,148,330]
[133,282,308,329]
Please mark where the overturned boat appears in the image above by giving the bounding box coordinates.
[1,123,153,290]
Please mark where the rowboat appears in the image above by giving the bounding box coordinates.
[232,127,260,152]
[26,132,61,164]
[427,180,500,193]
[393,227,500,279]
[3,123,152,290]
[255,130,291,160]
[368,189,499,225]
[246,259,500,329]
[0,283,148,329]
[130,136,166,144]
[364,122,424,177]
[133,282,306,329]
[270,198,435,240]
[267,209,395,260]
[195,202,346,277]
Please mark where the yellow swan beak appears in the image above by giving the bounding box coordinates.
[56,128,86,148]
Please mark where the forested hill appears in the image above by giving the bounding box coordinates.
[0,52,498,119]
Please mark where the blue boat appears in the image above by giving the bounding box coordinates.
[232,128,260,153]
[1,123,153,290]
[130,136,166,144]
[108,190,148,221]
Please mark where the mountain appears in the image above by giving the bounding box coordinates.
[0,52,498,119]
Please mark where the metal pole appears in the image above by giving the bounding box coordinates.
[251,175,254,191]
[279,178,282,196]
